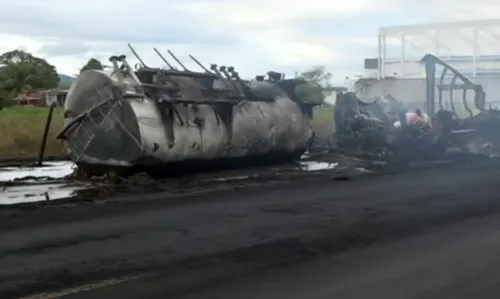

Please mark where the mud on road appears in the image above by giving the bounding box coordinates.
[2,156,500,298]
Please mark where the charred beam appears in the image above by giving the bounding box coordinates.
[153,48,175,70]
[437,83,480,90]
[189,55,214,74]
[167,50,188,71]
[128,44,147,67]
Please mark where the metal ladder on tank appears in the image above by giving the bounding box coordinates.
[69,99,144,163]
[69,100,122,163]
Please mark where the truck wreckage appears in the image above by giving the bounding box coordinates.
[333,54,500,161]
[57,45,320,175]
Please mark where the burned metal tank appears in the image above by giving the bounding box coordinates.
[57,45,319,175]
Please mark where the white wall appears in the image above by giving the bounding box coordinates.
[355,77,500,116]
[45,94,59,106]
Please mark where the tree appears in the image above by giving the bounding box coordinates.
[0,49,60,107]
[295,66,334,104]
[80,58,103,73]
[300,66,333,88]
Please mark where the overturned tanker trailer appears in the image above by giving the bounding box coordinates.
[57,46,319,176]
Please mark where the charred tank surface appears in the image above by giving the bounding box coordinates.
[57,45,319,176]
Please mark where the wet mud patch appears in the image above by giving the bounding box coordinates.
[0,153,378,210]
[71,156,376,199]
[0,161,90,205]
[1,150,496,208]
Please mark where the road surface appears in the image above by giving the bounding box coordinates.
[2,161,500,298]
[60,213,500,299]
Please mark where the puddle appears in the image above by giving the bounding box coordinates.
[299,161,339,171]
[0,161,85,205]
[0,161,74,182]
[0,183,87,205]
[0,158,371,205]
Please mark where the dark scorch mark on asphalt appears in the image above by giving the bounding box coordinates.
[2,160,500,298]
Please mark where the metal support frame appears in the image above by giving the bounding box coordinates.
[435,30,440,56]
[422,53,486,119]
[377,19,500,79]
[400,33,405,77]
[377,33,383,79]
[473,29,478,77]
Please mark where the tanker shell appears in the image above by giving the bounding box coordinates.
[61,72,313,174]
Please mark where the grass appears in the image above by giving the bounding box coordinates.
[0,107,66,159]
[312,104,335,144]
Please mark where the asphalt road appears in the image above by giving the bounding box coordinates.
[62,213,500,299]
[3,161,500,298]
[178,213,500,299]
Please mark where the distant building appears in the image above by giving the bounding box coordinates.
[355,19,500,112]
[323,86,348,104]
[371,18,500,79]
[13,89,68,107]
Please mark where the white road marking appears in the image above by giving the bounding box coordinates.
[18,273,152,299]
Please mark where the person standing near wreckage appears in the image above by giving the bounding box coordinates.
[415,109,431,126]
[405,111,424,126]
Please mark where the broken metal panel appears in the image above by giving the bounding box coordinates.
[58,46,318,172]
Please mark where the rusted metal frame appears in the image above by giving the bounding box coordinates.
[437,67,448,111]
[449,75,459,118]
[462,88,473,117]
[422,54,485,116]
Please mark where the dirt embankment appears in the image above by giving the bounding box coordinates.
[2,159,500,299]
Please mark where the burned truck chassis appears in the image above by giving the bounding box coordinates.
[333,53,500,162]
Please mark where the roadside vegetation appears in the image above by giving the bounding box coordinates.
[296,66,336,145]
[0,107,65,158]
[0,50,103,160]
[312,103,335,146]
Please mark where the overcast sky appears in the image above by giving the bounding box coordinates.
[0,0,499,84]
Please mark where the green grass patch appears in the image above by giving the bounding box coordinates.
[312,104,335,144]
[0,107,66,159]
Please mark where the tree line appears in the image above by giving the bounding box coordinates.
[0,49,334,108]
[0,50,103,107]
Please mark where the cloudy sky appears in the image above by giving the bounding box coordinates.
[0,0,499,84]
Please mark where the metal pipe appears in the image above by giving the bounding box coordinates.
[424,58,436,116]
[37,103,56,167]
[189,54,213,74]
[472,29,478,77]
[377,33,382,80]
[109,56,126,82]
[119,56,143,87]
[128,43,147,67]
[153,48,174,70]
[220,66,243,94]
[209,64,224,78]
[400,33,406,77]
[167,50,188,71]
